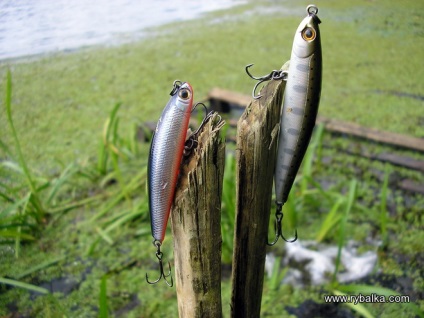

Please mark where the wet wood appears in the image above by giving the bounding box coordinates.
[231,77,286,318]
[171,113,226,318]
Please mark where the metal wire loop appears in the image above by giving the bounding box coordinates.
[170,80,183,96]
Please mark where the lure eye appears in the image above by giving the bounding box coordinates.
[301,27,316,41]
[178,88,191,100]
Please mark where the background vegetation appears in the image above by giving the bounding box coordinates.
[1,0,423,317]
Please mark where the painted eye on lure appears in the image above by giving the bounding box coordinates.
[301,27,316,41]
[178,88,191,100]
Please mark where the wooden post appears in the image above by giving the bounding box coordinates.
[171,113,226,318]
[231,70,287,317]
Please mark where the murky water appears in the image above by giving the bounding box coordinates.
[0,0,245,60]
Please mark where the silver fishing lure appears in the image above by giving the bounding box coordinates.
[272,5,322,244]
[245,5,322,245]
[275,5,322,205]
[146,80,194,287]
[145,81,220,286]
[148,81,194,245]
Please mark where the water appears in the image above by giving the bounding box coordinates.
[0,0,245,61]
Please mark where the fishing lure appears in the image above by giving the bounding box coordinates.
[146,81,218,286]
[273,5,322,245]
[246,5,322,245]
[146,80,194,287]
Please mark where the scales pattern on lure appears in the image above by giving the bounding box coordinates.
[274,5,322,205]
[148,81,194,244]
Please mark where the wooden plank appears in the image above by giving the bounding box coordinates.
[372,153,424,173]
[316,117,424,153]
[207,87,424,153]
[208,87,251,112]
[171,113,226,318]
[231,77,286,318]
[398,180,424,195]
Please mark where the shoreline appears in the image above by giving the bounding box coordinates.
[0,0,249,63]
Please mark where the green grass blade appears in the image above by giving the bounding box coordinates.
[268,257,288,291]
[380,166,389,249]
[97,103,122,175]
[46,162,79,205]
[15,191,31,258]
[300,124,324,194]
[333,180,357,283]
[89,167,147,222]
[4,70,45,219]
[1,160,25,175]
[0,230,35,241]
[103,208,145,234]
[106,103,121,143]
[1,192,31,218]
[97,135,109,175]
[14,255,66,280]
[96,227,114,245]
[99,275,109,318]
[316,197,343,242]
[0,139,12,157]
[0,277,49,294]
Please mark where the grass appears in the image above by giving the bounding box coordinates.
[3,71,45,221]
[99,275,109,318]
[0,0,423,317]
[1,0,423,171]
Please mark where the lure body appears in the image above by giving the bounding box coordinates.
[148,82,194,243]
[275,7,322,204]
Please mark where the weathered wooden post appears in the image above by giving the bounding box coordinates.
[171,113,226,318]
[231,65,288,317]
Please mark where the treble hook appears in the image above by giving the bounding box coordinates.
[145,240,173,287]
[267,202,298,246]
[184,106,222,156]
[192,101,208,117]
[245,64,288,99]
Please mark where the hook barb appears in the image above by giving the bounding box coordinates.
[145,241,174,287]
[184,108,223,156]
[266,203,298,246]
[245,64,288,99]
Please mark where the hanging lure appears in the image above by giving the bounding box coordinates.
[271,5,322,245]
[146,80,194,287]
[146,81,218,286]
